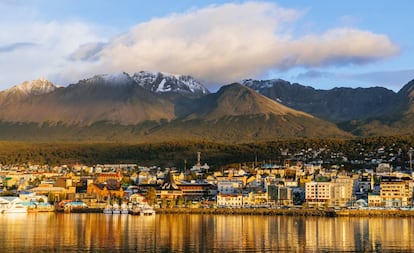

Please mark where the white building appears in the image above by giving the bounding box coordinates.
[217,180,243,194]
[217,193,243,208]
[305,182,332,207]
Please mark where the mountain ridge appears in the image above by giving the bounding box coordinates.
[0,72,413,142]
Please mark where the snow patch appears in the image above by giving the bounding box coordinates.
[11,78,57,95]
[132,71,209,95]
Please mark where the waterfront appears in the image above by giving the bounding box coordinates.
[1,213,414,252]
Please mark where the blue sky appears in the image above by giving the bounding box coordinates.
[0,0,413,91]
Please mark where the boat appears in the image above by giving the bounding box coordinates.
[27,203,55,213]
[121,203,129,214]
[0,197,28,214]
[112,203,121,214]
[2,202,28,213]
[131,204,155,216]
[140,206,156,216]
[103,205,113,214]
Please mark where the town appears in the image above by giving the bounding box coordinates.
[1,144,414,214]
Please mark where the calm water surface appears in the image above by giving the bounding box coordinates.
[1,213,413,252]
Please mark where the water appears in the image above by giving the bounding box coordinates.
[1,213,414,252]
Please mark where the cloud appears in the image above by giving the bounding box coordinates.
[0,18,105,87]
[0,1,401,90]
[344,69,414,89]
[69,2,399,85]
[69,42,106,61]
[0,42,37,53]
[296,70,334,79]
[295,68,414,91]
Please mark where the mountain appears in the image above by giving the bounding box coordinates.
[0,73,175,125]
[132,71,209,97]
[156,83,352,142]
[2,72,413,142]
[0,78,57,106]
[243,79,397,123]
[340,79,414,135]
[397,79,414,113]
[0,76,351,142]
[185,83,310,119]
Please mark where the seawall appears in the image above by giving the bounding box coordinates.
[156,208,414,217]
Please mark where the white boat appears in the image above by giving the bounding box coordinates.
[0,197,28,214]
[139,204,156,216]
[103,205,113,214]
[3,202,28,213]
[120,203,129,214]
[112,203,121,214]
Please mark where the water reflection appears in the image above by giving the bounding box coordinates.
[1,213,414,252]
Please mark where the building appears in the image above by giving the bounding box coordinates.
[368,193,381,207]
[96,172,122,183]
[159,171,183,200]
[177,183,216,201]
[330,176,356,207]
[380,175,413,207]
[305,182,332,207]
[86,179,125,201]
[217,193,243,208]
[217,179,243,194]
[268,185,293,206]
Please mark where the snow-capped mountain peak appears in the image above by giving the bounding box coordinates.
[10,78,57,95]
[79,72,135,86]
[132,71,210,96]
[242,78,290,90]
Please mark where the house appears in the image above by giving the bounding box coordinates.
[86,179,125,201]
[96,172,122,183]
[217,193,243,208]
[159,171,183,200]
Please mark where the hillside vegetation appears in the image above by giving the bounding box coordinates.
[1,136,413,169]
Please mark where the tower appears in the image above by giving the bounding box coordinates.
[197,152,201,167]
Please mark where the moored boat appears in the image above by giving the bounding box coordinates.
[121,203,129,214]
[112,203,121,214]
[103,205,113,214]
[3,202,28,213]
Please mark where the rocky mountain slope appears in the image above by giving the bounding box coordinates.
[243,79,397,123]
[340,79,414,136]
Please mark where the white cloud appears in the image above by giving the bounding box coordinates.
[0,19,105,87]
[0,1,400,90]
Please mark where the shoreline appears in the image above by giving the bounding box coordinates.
[154,207,414,217]
[53,207,414,217]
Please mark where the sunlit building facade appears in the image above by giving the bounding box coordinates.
[217,193,243,207]
[380,175,413,207]
[305,182,331,207]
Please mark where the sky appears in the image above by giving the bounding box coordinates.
[0,0,413,91]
